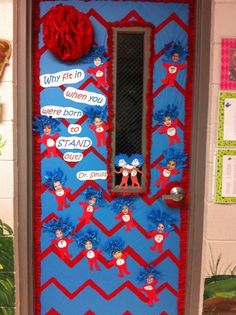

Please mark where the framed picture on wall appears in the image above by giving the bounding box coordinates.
[221,38,236,89]
[218,92,236,146]
[215,150,236,203]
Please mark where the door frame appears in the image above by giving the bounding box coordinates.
[15,0,211,314]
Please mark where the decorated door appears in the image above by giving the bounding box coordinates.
[33,1,194,314]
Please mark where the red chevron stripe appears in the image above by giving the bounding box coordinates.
[84,312,96,315]
[82,146,107,164]
[41,243,179,268]
[45,308,61,315]
[154,13,188,33]
[120,10,146,23]
[59,76,109,98]
[91,216,124,236]
[38,44,47,57]
[41,213,59,225]
[160,312,168,315]
[41,278,147,302]
[152,123,160,133]
[151,250,180,267]
[156,282,178,297]
[41,145,107,168]
[140,193,161,206]
[68,181,112,202]
[151,154,164,168]
[123,312,132,315]
[61,115,88,128]
[174,81,187,97]
[153,84,167,99]
[87,9,109,28]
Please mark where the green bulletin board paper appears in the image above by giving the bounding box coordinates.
[218,92,236,147]
[215,150,236,203]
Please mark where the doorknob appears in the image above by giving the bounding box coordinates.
[162,187,185,202]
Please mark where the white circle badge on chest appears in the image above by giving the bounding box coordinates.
[116,258,125,266]
[47,138,55,147]
[87,250,95,259]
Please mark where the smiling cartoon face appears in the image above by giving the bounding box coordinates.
[118,159,126,167]
[167,160,176,171]
[131,158,139,167]
[43,125,52,135]
[171,52,180,63]
[53,181,62,191]
[94,57,102,67]
[55,229,63,239]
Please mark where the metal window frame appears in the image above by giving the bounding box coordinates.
[111,27,151,193]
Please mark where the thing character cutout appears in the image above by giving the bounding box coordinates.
[155,148,187,189]
[113,154,130,188]
[74,229,102,271]
[33,115,61,158]
[86,46,109,88]
[138,266,161,305]
[154,105,181,145]
[84,106,108,147]
[43,217,74,261]
[129,154,144,188]
[78,187,104,225]
[148,209,175,254]
[105,238,130,278]
[113,196,136,231]
[161,41,187,87]
[44,168,71,210]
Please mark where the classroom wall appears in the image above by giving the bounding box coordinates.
[202,0,236,313]
[0,0,16,313]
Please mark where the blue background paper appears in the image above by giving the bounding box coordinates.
[38,1,189,314]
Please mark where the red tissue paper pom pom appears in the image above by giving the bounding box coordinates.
[43,4,94,62]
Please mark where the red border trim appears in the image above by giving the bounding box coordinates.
[33,2,42,315]
[107,21,154,196]
[177,1,195,314]
[33,1,195,314]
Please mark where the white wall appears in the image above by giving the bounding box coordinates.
[203,0,236,280]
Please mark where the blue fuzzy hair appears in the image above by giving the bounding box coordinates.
[112,196,136,214]
[163,41,188,63]
[83,106,107,123]
[74,229,100,249]
[129,154,144,167]
[137,266,161,283]
[32,115,61,134]
[160,147,187,168]
[43,217,74,237]
[147,209,175,231]
[44,168,67,189]
[114,154,129,167]
[82,46,109,64]
[104,237,125,257]
[84,187,104,206]
[154,105,179,125]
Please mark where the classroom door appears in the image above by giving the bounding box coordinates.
[33,1,194,314]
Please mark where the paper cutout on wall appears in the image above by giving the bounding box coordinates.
[0,39,11,78]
